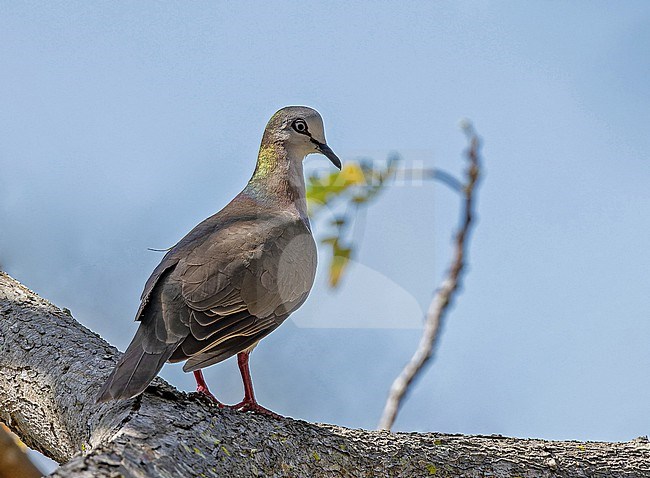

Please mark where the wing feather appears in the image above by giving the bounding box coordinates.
[164,216,315,368]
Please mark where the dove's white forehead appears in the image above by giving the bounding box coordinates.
[264,106,326,143]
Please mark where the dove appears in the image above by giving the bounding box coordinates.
[97,106,341,416]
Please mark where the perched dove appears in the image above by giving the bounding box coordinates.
[97,106,341,415]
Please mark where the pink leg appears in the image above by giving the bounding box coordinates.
[193,370,224,407]
[229,351,282,418]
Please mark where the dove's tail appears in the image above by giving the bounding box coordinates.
[96,324,178,402]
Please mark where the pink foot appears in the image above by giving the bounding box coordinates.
[228,351,282,418]
[229,399,282,419]
[193,370,224,408]
[195,385,225,408]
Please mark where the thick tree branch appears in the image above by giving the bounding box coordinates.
[379,125,482,431]
[2,271,650,477]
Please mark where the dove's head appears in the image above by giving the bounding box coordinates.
[261,106,341,169]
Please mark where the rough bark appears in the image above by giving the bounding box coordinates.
[1,271,650,477]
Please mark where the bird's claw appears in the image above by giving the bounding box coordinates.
[229,400,282,419]
[194,387,225,408]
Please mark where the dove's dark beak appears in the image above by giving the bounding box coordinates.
[312,139,342,169]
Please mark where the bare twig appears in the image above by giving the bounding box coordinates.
[378,124,482,430]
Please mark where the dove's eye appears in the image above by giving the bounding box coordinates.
[292,120,308,134]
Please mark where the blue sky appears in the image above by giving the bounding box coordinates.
[2,2,650,470]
